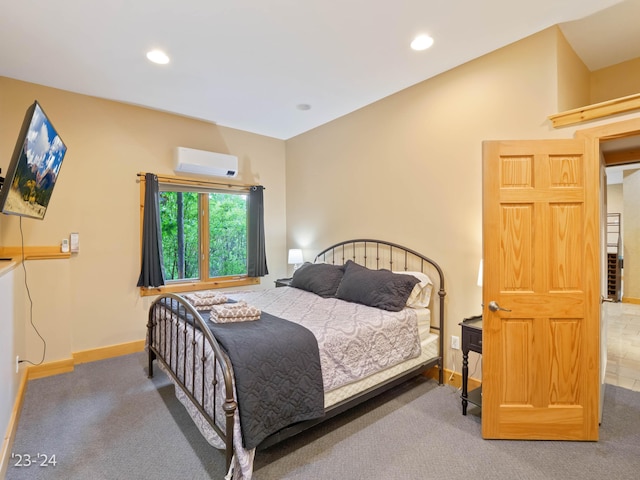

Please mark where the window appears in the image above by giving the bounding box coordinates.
[160,188,248,281]
[139,174,260,295]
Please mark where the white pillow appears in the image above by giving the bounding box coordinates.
[394,271,433,308]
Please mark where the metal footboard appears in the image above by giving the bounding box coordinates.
[147,293,236,469]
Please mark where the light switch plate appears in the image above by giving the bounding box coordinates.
[70,232,79,253]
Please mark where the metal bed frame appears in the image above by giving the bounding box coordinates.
[147,239,446,470]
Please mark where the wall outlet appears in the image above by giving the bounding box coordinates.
[451,335,460,350]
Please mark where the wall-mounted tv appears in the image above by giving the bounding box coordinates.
[0,101,67,220]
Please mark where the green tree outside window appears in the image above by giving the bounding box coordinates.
[159,189,247,282]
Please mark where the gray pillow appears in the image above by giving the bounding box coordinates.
[335,260,420,312]
[290,262,345,298]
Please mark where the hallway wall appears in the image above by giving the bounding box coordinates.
[623,169,640,301]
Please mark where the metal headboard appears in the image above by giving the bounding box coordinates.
[314,238,446,383]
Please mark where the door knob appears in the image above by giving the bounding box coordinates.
[488,301,511,312]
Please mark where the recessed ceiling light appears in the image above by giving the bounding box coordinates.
[410,34,434,51]
[146,49,170,65]
[296,104,312,111]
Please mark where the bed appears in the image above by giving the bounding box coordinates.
[146,239,445,479]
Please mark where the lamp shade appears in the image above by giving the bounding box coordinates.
[288,249,303,265]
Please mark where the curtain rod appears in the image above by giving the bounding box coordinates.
[137,172,264,190]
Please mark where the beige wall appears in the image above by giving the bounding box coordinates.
[607,183,623,215]
[591,57,640,104]
[285,27,577,374]
[0,77,287,362]
[556,30,591,112]
[623,169,640,301]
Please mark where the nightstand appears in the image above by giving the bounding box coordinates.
[274,277,293,287]
[459,315,482,415]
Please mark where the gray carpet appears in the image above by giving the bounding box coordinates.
[7,353,640,480]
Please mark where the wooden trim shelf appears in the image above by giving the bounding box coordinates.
[140,276,260,297]
[0,246,71,261]
[549,93,640,128]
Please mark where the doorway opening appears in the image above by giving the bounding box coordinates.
[600,134,640,392]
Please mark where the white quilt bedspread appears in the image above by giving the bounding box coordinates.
[226,287,421,392]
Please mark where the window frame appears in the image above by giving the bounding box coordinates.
[138,173,259,297]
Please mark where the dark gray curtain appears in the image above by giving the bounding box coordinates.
[247,185,268,277]
[137,173,166,287]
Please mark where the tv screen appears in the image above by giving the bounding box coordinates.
[0,101,67,220]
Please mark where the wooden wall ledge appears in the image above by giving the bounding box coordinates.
[0,246,71,261]
[549,93,640,128]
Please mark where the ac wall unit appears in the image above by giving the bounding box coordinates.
[174,147,238,178]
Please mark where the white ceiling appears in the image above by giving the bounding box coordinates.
[1,0,638,140]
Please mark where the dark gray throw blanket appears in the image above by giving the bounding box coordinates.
[204,311,325,449]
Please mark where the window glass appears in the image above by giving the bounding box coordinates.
[159,191,200,281]
[208,192,248,277]
[159,187,248,283]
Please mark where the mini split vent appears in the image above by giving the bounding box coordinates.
[174,147,238,178]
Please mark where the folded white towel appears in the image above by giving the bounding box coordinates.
[210,301,261,323]
[183,291,228,307]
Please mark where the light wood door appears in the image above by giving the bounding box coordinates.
[482,139,600,440]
